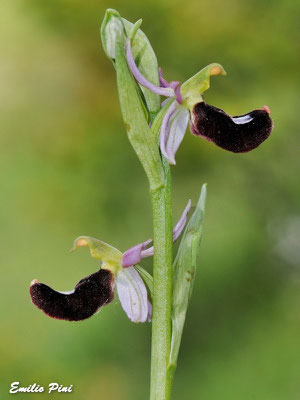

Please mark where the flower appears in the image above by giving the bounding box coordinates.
[30,237,150,323]
[29,201,191,323]
[126,38,273,164]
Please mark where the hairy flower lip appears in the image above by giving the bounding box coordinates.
[29,269,114,322]
[191,102,273,153]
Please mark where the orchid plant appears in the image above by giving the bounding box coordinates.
[29,9,273,400]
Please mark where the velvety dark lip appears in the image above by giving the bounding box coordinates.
[29,269,114,321]
[191,102,273,153]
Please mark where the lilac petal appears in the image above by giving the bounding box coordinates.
[173,199,192,242]
[116,266,149,323]
[137,199,192,262]
[161,98,170,107]
[159,69,183,103]
[159,67,170,88]
[122,239,152,268]
[160,101,190,165]
[126,39,174,98]
[141,245,154,258]
[160,101,178,162]
[122,200,192,269]
[169,81,183,104]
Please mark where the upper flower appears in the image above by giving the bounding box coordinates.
[125,36,273,164]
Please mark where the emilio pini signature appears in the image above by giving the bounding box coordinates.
[9,382,73,394]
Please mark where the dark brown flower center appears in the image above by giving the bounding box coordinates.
[191,102,273,153]
[29,269,114,321]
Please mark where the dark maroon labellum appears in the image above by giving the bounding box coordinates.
[30,269,114,321]
[190,102,273,153]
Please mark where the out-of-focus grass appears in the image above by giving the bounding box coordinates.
[1,0,300,399]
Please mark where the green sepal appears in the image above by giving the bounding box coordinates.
[181,64,226,110]
[71,236,122,273]
[135,265,153,301]
[115,39,164,191]
[168,184,207,373]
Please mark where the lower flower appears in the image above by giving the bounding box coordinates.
[30,237,150,323]
[29,202,191,323]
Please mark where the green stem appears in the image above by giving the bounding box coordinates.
[150,158,173,400]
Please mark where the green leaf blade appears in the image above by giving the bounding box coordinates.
[115,40,164,191]
[169,184,207,372]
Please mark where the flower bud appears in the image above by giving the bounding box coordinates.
[100,9,126,60]
[101,9,160,115]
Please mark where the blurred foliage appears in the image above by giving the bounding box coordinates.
[1,0,300,399]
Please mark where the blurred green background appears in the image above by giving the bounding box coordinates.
[1,0,300,399]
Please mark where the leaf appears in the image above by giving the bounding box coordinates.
[115,40,164,191]
[168,184,207,374]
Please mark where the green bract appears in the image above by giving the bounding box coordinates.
[101,11,164,191]
[115,40,164,191]
[169,184,207,375]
